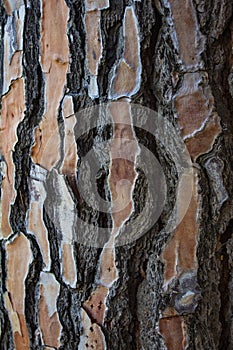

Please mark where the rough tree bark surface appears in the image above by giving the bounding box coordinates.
[0,0,233,349]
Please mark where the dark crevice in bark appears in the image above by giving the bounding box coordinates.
[56,96,66,171]
[104,244,135,350]
[24,234,43,349]
[218,219,233,349]
[0,240,14,349]
[43,206,62,283]
[127,246,147,350]
[74,242,102,294]
[0,240,7,293]
[0,3,7,102]
[196,168,222,349]
[98,0,124,100]
[133,0,162,110]
[58,286,80,349]
[10,0,45,235]
[66,122,112,236]
[65,0,86,95]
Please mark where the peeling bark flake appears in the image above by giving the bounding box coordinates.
[5,234,33,349]
[169,0,205,67]
[85,0,109,11]
[61,96,77,176]
[78,309,106,350]
[83,285,108,325]
[159,316,186,350]
[109,7,142,99]
[3,0,24,16]
[31,0,69,170]
[85,10,102,99]
[163,170,200,284]
[50,170,77,288]
[0,78,25,238]
[3,5,25,95]
[39,272,62,348]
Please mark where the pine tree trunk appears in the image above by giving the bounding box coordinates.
[0,0,233,349]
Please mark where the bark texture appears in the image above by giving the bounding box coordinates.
[0,0,233,349]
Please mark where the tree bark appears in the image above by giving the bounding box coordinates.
[0,0,233,349]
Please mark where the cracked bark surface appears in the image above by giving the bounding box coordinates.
[0,0,233,349]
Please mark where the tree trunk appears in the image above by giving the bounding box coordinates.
[0,0,233,349]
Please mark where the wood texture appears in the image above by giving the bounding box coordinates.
[0,0,232,349]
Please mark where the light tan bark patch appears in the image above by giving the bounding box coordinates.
[31,0,69,170]
[0,78,25,238]
[39,272,61,348]
[61,96,77,176]
[110,7,141,98]
[83,286,108,325]
[99,243,118,287]
[78,309,106,350]
[6,234,33,349]
[61,243,77,288]
[85,0,109,11]
[28,180,51,270]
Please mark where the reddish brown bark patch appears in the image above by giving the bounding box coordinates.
[159,316,186,350]
[79,309,106,350]
[169,0,204,65]
[186,113,222,160]
[83,286,108,325]
[163,172,199,282]
[85,11,102,76]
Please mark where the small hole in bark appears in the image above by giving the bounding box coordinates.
[90,304,94,309]
[107,267,111,272]
[86,344,89,348]
[90,327,94,332]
